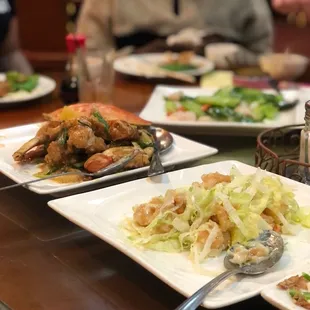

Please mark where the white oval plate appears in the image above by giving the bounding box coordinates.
[114,53,214,78]
[0,73,56,105]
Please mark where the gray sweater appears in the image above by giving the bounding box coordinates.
[77,0,273,58]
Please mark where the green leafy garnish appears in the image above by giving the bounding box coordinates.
[180,100,204,118]
[289,289,298,297]
[57,128,68,145]
[72,162,85,169]
[34,166,59,178]
[137,130,154,148]
[93,111,109,136]
[165,100,177,114]
[160,63,197,72]
[303,292,310,300]
[6,71,39,92]
[302,272,310,281]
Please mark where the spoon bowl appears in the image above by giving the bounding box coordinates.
[175,230,284,310]
[224,230,284,275]
[268,78,299,110]
[155,127,174,154]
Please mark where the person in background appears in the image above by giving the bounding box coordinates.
[0,0,32,74]
[272,0,310,18]
[77,0,273,69]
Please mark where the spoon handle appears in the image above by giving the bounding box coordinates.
[0,171,84,191]
[175,269,241,310]
[148,131,165,177]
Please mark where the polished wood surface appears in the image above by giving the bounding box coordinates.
[0,71,277,310]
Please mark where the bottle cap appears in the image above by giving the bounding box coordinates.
[75,34,86,48]
[66,34,76,53]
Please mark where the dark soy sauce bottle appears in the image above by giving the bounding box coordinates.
[60,34,79,105]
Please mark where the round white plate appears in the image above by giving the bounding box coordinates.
[114,53,214,78]
[0,73,56,105]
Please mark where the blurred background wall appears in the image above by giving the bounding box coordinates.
[16,0,82,71]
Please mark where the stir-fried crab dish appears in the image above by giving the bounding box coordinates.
[13,103,155,182]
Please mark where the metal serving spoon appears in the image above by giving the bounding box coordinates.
[148,127,173,177]
[268,78,299,110]
[175,230,284,310]
[0,128,174,191]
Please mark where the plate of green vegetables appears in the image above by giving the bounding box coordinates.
[140,85,305,136]
[0,71,56,105]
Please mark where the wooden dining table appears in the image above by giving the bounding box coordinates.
[0,71,276,310]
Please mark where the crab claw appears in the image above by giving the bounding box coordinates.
[13,137,45,161]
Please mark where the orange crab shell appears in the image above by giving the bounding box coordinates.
[44,103,151,126]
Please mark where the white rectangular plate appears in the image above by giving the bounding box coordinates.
[0,123,217,195]
[48,161,310,308]
[140,85,307,136]
[261,264,310,310]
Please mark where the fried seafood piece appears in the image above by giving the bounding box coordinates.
[45,141,70,166]
[0,81,11,97]
[84,146,154,173]
[201,172,231,190]
[89,116,139,141]
[197,221,229,251]
[13,121,63,161]
[67,120,106,154]
[210,205,234,232]
[278,275,308,290]
[133,203,160,227]
[23,145,46,161]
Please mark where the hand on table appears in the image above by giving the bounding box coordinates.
[272,0,310,18]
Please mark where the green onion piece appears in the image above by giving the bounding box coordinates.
[289,289,297,297]
[72,162,85,169]
[58,128,68,145]
[303,292,310,300]
[93,111,109,136]
[303,272,310,281]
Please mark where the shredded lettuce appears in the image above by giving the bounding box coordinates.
[122,166,310,266]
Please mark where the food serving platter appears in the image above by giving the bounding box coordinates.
[0,73,56,105]
[0,122,217,195]
[48,161,310,308]
[140,85,308,136]
[114,53,214,78]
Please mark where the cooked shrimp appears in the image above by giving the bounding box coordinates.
[45,141,68,166]
[133,204,159,227]
[211,205,233,232]
[168,111,196,121]
[201,172,231,190]
[197,222,226,250]
[174,192,187,214]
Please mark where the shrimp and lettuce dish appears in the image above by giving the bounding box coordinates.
[122,168,310,265]
[165,87,284,123]
[12,103,155,183]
